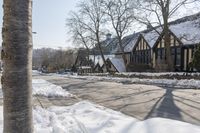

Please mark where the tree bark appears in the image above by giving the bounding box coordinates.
[96,33,110,72]
[2,0,33,132]
[163,16,174,71]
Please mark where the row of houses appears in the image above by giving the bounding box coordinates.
[75,12,200,73]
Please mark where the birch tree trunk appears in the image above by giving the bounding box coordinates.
[2,0,33,132]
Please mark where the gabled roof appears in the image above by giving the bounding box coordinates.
[99,56,126,72]
[123,33,141,52]
[150,12,200,46]
[110,58,126,72]
[122,12,200,52]
[122,29,161,53]
[142,28,161,48]
[96,12,200,55]
[114,26,162,53]
[94,63,102,71]
[169,15,200,45]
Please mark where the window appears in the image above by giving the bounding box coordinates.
[161,49,165,59]
[157,49,161,60]
[176,54,181,66]
[171,48,175,62]
[177,47,181,54]
[171,48,175,55]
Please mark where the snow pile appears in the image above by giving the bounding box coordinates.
[32,70,42,76]
[0,101,199,132]
[1,101,199,133]
[34,101,200,133]
[61,74,200,88]
[118,72,200,77]
[34,101,138,133]
[32,79,72,97]
[0,79,72,98]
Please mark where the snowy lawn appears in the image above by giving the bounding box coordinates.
[0,79,72,98]
[117,72,200,77]
[82,72,200,77]
[0,101,200,133]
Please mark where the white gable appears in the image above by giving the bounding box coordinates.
[110,58,126,72]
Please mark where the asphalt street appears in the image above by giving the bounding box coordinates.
[33,74,200,126]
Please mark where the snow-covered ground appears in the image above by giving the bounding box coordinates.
[81,72,200,77]
[33,101,200,133]
[0,101,200,133]
[33,79,72,97]
[0,76,199,132]
[117,72,200,77]
[58,74,200,89]
[0,79,72,98]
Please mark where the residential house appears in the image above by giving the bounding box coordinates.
[115,12,200,72]
[153,12,200,72]
[86,12,200,73]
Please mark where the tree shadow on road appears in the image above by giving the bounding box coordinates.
[145,89,182,121]
[145,88,200,124]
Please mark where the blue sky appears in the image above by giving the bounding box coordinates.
[0,0,79,49]
[0,0,200,49]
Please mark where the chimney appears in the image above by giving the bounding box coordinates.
[147,24,152,30]
[106,33,112,40]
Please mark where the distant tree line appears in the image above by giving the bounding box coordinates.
[32,48,77,72]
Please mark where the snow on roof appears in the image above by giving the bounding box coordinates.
[142,29,161,48]
[110,58,126,72]
[95,13,200,55]
[106,38,118,47]
[123,33,140,52]
[169,17,200,45]
[122,29,161,52]
[123,12,200,51]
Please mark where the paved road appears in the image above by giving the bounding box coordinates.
[33,74,200,126]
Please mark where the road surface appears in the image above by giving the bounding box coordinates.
[33,74,200,126]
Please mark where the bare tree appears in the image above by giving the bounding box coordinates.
[2,0,33,132]
[103,0,136,70]
[77,0,110,72]
[136,0,199,71]
[66,12,94,60]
